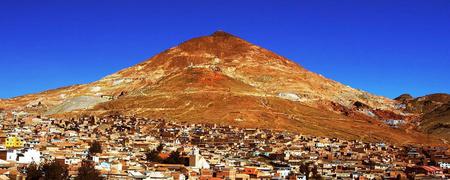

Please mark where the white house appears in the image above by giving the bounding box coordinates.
[438,162,450,169]
[64,157,82,165]
[144,171,175,180]
[189,147,210,169]
[276,168,291,179]
[7,149,41,164]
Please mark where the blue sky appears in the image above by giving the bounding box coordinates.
[0,0,449,99]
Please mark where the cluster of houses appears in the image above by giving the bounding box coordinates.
[0,113,448,179]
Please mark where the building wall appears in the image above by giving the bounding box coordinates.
[5,137,24,148]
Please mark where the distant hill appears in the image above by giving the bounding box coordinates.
[419,103,450,141]
[394,93,450,141]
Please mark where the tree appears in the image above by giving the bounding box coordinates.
[76,160,103,180]
[145,144,164,162]
[25,163,42,180]
[407,172,416,180]
[145,149,161,162]
[156,144,164,152]
[89,141,102,155]
[163,151,185,165]
[41,161,69,180]
[300,162,311,180]
[311,164,321,179]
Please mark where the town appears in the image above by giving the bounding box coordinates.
[0,112,448,179]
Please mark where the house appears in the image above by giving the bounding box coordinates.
[0,134,7,145]
[288,174,307,180]
[235,173,250,180]
[189,147,210,169]
[215,168,236,179]
[5,136,24,148]
[406,166,444,176]
[4,149,41,164]
[0,159,12,169]
[242,167,258,178]
[438,161,450,169]
[275,167,291,179]
[129,171,147,179]
[143,171,174,180]
[65,157,82,165]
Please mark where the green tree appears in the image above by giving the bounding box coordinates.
[76,160,103,180]
[41,161,69,180]
[89,141,103,155]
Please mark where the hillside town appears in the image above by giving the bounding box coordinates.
[0,112,448,180]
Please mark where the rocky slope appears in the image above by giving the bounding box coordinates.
[396,93,450,114]
[0,31,441,144]
[419,103,450,141]
[395,93,450,141]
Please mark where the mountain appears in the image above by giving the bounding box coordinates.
[0,31,440,144]
[395,93,450,141]
[395,93,450,114]
[394,94,414,103]
[419,103,450,141]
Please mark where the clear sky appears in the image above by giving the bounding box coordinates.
[0,0,449,99]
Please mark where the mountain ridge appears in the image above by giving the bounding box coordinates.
[394,93,450,141]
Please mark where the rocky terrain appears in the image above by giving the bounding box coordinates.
[0,31,445,144]
[419,103,450,141]
[395,93,450,141]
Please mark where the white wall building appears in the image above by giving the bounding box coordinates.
[438,162,450,169]
[189,147,210,169]
[7,149,41,164]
